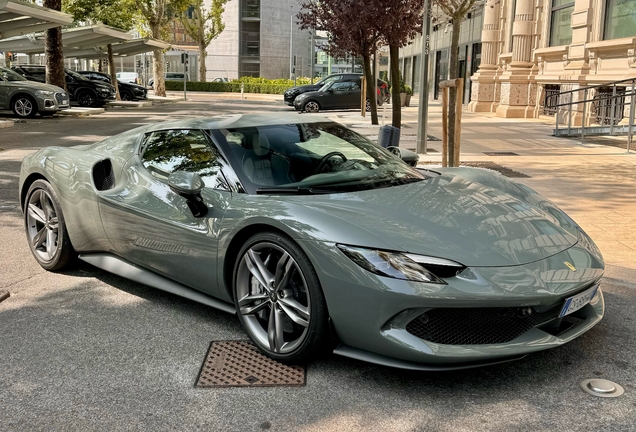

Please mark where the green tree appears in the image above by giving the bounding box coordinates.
[178,0,228,83]
[63,0,136,100]
[136,0,189,96]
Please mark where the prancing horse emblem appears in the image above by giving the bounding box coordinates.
[564,261,577,272]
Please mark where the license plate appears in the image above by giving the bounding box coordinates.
[559,285,598,318]
[61,99,68,105]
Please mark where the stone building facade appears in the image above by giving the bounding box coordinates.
[469,0,636,122]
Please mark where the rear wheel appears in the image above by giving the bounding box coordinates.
[233,231,329,364]
[12,95,38,118]
[303,101,320,113]
[24,180,75,271]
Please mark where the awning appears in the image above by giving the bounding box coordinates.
[0,0,72,40]
[0,24,132,56]
[78,38,172,59]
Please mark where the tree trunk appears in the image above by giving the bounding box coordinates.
[97,59,103,72]
[4,53,9,68]
[153,49,165,97]
[447,17,461,167]
[362,53,378,125]
[107,44,121,101]
[389,44,401,128]
[199,44,207,82]
[43,0,66,91]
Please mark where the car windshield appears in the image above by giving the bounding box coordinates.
[316,75,341,87]
[0,67,27,82]
[211,122,425,194]
[66,69,87,81]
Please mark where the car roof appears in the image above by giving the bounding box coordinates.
[143,113,332,133]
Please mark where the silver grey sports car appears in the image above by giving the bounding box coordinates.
[19,114,605,370]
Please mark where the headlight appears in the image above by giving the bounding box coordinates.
[36,90,54,97]
[337,245,465,284]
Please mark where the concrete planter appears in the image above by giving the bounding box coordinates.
[400,92,407,107]
[405,94,412,107]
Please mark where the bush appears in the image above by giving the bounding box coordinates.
[164,76,314,94]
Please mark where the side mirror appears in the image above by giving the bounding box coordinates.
[327,89,334,94]
[168,171,208,217]
[387,146,402,159]
[387,146,419,167]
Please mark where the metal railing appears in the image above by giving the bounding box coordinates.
[549,77,636,152]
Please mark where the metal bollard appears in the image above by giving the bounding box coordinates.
[628,81,635,154]
[568,92,572,136]
[582,89,588,144]
[610,84,617,135]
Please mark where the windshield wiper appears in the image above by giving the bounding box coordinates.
[256,186,338,195]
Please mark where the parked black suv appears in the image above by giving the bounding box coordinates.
[11,65,116,107]
[284,73,387,106]
[77,71,148,101]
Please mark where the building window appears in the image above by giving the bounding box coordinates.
[604,0,636,40]
[549,0,574,46]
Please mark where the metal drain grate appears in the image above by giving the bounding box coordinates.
[196,341,305,388]
[483,152,519,156]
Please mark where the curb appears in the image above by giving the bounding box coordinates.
[58,108,105,117]
[107,101,153,108]
[0,120,14,129]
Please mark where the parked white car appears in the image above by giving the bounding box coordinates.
[116,72,139,84]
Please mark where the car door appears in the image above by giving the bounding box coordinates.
[345,81,362,109]
[97,128,232,297]
[327,81,356,109]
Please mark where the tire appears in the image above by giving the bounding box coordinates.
[24,180,75,271]
[233,231,329,364]
[76,90,97,107]
[12,95,38,118]
[303,101,320,113]
[120,90,133,101]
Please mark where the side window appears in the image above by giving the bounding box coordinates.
[141,129,227,190]
[350,82,360,90]
[331,82,351,91]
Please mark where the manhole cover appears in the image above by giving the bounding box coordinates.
[580,379,624,398]
[482,152,520,156]
[196,341,305,388]
[0,291,9,303]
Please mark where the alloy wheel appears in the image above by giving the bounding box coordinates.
[304,101,319,113]
[121,92,132,101]
[14,98,34,117]
[78,92,95,107]
[26,189,59,262]
[236,242,311,354]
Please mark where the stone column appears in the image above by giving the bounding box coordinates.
[467,0,501,113]
[496,0,536,118]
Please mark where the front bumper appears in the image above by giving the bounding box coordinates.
[36,91,70,112]
[284,93,297,106]
[299,239,605,368]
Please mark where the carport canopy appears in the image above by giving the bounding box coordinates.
[0,0,72,40]
[0,24,132,56]
[80,38,172,59]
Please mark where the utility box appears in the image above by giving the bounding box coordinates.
[378,125,400,148]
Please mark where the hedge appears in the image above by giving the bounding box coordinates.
[164,76,313,94]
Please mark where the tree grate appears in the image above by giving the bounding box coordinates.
[195,341,306,388]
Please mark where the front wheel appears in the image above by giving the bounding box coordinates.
[233,231,329,364]
[303,101,320,113]
[24,180,75,271]
[76,90,96,107]
[120,90,133,101]
[12,95,38,118]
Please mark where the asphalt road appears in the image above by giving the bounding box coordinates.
[1,101,635,432]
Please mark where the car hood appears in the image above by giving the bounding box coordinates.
[6,81,65,93]
[285,169,579,267]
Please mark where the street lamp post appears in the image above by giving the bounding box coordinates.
[416,0,431,154]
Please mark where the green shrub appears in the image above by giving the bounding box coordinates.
[164,80,290,94]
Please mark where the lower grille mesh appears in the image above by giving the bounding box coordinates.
[406,306,563,345]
